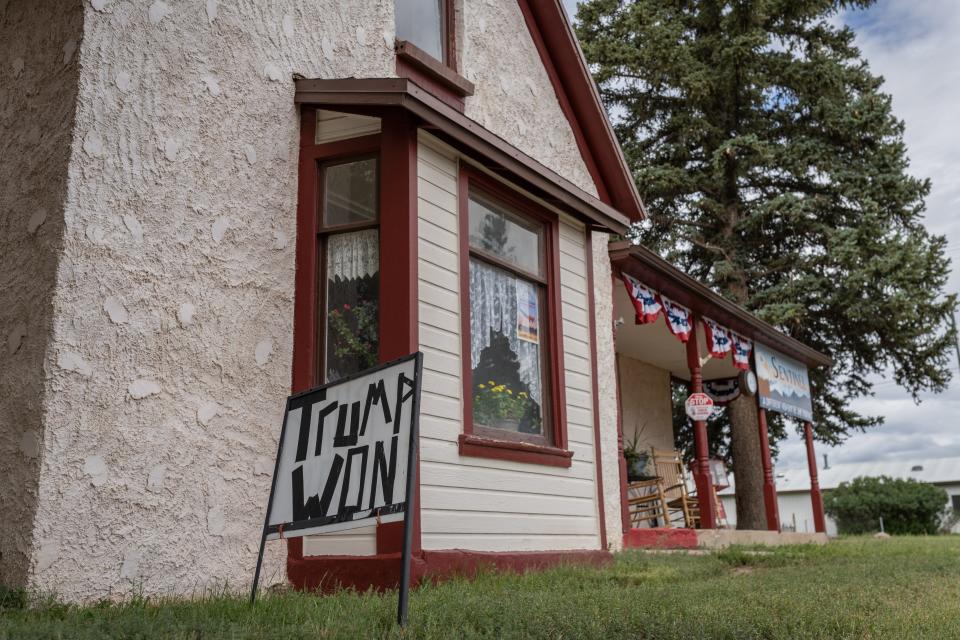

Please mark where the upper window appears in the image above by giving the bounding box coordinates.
[467,191,552,445]
[395,0,447,62]
[318,156,380,383]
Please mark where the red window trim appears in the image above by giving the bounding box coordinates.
[394,0,473,112]
[291,107,420,560]
[457,165,570,468]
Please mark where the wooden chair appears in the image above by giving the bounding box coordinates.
[626,478,670,528]
[651,448,700,529]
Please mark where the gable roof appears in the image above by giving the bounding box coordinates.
[516,0,646,221]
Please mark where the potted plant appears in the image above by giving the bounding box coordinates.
[473,380,541,434]
[623,422,653,481]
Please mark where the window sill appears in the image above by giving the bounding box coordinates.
[458,433,573,468]
[395,39,475,103]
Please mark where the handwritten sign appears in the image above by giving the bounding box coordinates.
[264,354,422,540]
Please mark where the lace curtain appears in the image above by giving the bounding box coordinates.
[327,229,379,281]
[469,259,543,406]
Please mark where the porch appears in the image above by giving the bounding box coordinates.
[608,242,832,548]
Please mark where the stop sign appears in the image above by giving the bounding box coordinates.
[685,392,714,421]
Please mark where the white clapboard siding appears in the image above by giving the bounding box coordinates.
[302,525,377,557]
[315,110,380,144]
[416,132,601,553]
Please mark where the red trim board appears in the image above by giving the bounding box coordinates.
[288,548,612,593]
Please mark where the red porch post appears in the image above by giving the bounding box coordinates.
[686,319,716,529]
[804,421,827,533]
[756,407,781,531]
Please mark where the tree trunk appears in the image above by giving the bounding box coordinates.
[727,394,766,530]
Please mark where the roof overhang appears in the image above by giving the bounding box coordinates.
[295,77,631,235]
[609,241,832,369]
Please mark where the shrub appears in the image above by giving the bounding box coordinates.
[823,475,948,535]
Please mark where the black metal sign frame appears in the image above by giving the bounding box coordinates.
[250,352,423,628]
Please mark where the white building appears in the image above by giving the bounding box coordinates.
[720,456,960,535]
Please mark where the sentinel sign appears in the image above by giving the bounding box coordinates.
[251,353,423,615]
[266,354,422,538]
[755,343,813,422]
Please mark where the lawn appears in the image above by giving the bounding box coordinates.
[3,536,959,639]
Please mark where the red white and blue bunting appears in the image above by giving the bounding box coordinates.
[620,274,662,324]
[703,317,732,358]
[660,296,693,342]
[703,377,741,405]
[731,332,753,370]
[619,273,755,367]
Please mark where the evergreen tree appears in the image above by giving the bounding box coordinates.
[577,0,956,528]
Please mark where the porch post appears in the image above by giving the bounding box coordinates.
[804,421,827,533]
[686,319,717,529]
[614,355,631,534]
[756,407,781,531]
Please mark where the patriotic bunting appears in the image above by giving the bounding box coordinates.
[660,296,693,342]
[621,273,662,325]
[703,317,732,358]
[619,273,751,371]
[731,332,753,370]
[703,377,741,406]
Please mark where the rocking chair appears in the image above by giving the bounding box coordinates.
[626,477,670,528]
[651,448,700,529]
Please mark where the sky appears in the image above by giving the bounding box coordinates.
[563,0,960,470]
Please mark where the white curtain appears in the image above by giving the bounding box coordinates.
[327,229,379,281]
[469,259,543,406]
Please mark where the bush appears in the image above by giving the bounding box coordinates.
[823,475,948,535]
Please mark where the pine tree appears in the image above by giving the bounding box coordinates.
[577,0,956,528]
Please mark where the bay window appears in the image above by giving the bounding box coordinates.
[317,156,380,383]
[459,170,570,466]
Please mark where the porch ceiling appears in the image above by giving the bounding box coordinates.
[613,284,740,382]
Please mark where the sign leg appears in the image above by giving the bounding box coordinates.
[249,529,267,605]
[397,353,423,627]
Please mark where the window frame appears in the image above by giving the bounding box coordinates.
[457,166,572,468]
[314,152,381,386]
[395,0,455,68]
[394,0,474,112]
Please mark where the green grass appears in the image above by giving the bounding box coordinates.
[3,536,960,639]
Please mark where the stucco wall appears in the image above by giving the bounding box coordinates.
[0,0,83,590]
[22,0,395,601]
[617,355,674,453]
[461,0,597,197]
[9,0,609,600]
[592,232,623,549]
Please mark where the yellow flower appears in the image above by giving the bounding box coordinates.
[519,392,527,398]
[506,390,513,395]
[488,380,495,385]
[478,383,486,389]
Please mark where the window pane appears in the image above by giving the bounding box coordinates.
[395,0,444,61]
[468,194,543,277]
[325,229,379,382]
[469,258,547,441]
[323,158,377,227]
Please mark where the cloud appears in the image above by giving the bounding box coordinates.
[780,0,960,471]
